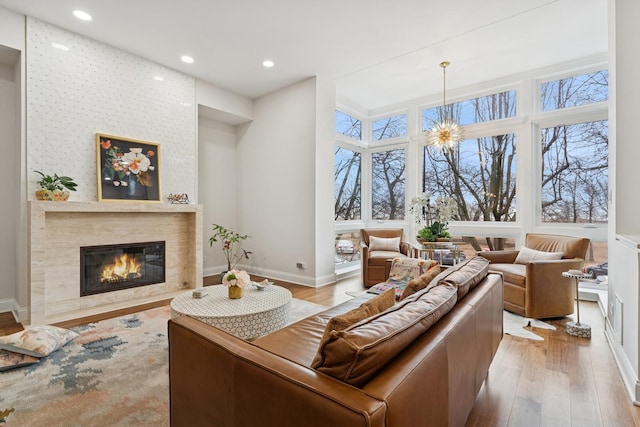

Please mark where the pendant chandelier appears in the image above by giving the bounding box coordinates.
[425,61,464,150]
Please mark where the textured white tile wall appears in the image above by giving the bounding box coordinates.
[26,18,196,202]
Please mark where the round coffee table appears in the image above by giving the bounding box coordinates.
[170,284,292,340]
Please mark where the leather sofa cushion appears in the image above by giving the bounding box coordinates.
[486,263,526,287]
[311,288,395,366]
[312,281,457,388]
[439,256,490,300]
[368,251,407,265]
[400,261,440,300]
[408,256,490,301]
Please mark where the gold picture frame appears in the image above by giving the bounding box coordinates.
[96,133,161,202]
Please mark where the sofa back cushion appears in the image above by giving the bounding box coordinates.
[525,233,590,259]
[311,288,395,367]
[312,281,457,388]
[407,256,490,302]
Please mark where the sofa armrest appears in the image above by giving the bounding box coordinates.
[169,316,386,427]
[477,250,519,264]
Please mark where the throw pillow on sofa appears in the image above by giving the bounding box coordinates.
[400,261,440,300]
[311,288,395,367]
[312,281,458,388]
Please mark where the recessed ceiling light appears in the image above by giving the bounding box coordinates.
[72,10,92,21]
[153,76,164,81]
[262,60,275,68]
[51,42,69,51]
[181,55,194,64]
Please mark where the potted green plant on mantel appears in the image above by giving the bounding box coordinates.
[34,170,78,201]
[208,224,251,275]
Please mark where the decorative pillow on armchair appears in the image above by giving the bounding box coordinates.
[514,246,563,264]
[368,236,401,252]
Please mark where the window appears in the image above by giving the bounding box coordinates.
[334,147,361,221]
[541,120,608,223]
[372,149,405,220]
[335,110,361,140]
[422,90,516,130]
[335,231,361,266]
[422,134,517,222]
[541,70,608,112]
[372,114,407,140]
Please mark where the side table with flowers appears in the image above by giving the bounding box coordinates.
[222,270,250,299]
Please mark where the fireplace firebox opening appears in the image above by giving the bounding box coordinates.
[80,241,165,296]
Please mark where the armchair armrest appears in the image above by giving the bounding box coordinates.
[400,241,410,256]
[477,250,519,264]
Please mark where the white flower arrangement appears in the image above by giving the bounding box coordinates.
[409,193,457,225]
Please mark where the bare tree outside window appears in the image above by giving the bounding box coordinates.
[334,147,361,221]
[540,70,608,223]
[336,110,361,140]
[372,149,405,220]
[541,120,608,223]
[422,91,517,251]
[372,114,406,141]
[541,70,608,111]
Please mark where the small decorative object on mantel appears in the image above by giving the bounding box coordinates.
[222,270,250,299]
[167,193,190,204]
[34,170,78,201]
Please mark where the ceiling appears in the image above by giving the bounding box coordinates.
[0,0,608,111]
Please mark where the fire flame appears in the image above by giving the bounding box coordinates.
[100,253,142,283]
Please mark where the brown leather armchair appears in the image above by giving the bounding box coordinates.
[477,233,590,319]
[360,228,410,288]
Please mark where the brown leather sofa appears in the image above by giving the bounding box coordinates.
[360,228,410,287]
[168,258,504,427]
[478,233,590,319]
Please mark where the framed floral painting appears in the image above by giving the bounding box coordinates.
[96,134,161,202]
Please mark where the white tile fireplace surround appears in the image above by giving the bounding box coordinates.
[28,201,203,326]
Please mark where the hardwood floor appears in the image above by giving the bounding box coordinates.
[2,275,639,426]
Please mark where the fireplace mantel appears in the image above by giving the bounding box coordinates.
[28,201,203,325]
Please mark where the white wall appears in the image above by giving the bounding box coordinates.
[0,65,17,306]
[236,78,327,286]
[198,116,239,275]
[25,18,196,201]
[606,0,640,404]
[0,6,24,317]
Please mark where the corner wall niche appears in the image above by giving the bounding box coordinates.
[28,201,202,325]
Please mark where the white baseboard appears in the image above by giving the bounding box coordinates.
[604,316,640,406]
[0,298,24,324]
[203,265,336,288]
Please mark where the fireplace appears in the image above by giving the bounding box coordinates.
[80,241,166,296]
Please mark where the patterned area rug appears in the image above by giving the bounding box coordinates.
[0,298,326,426]
[503,310,556,341]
